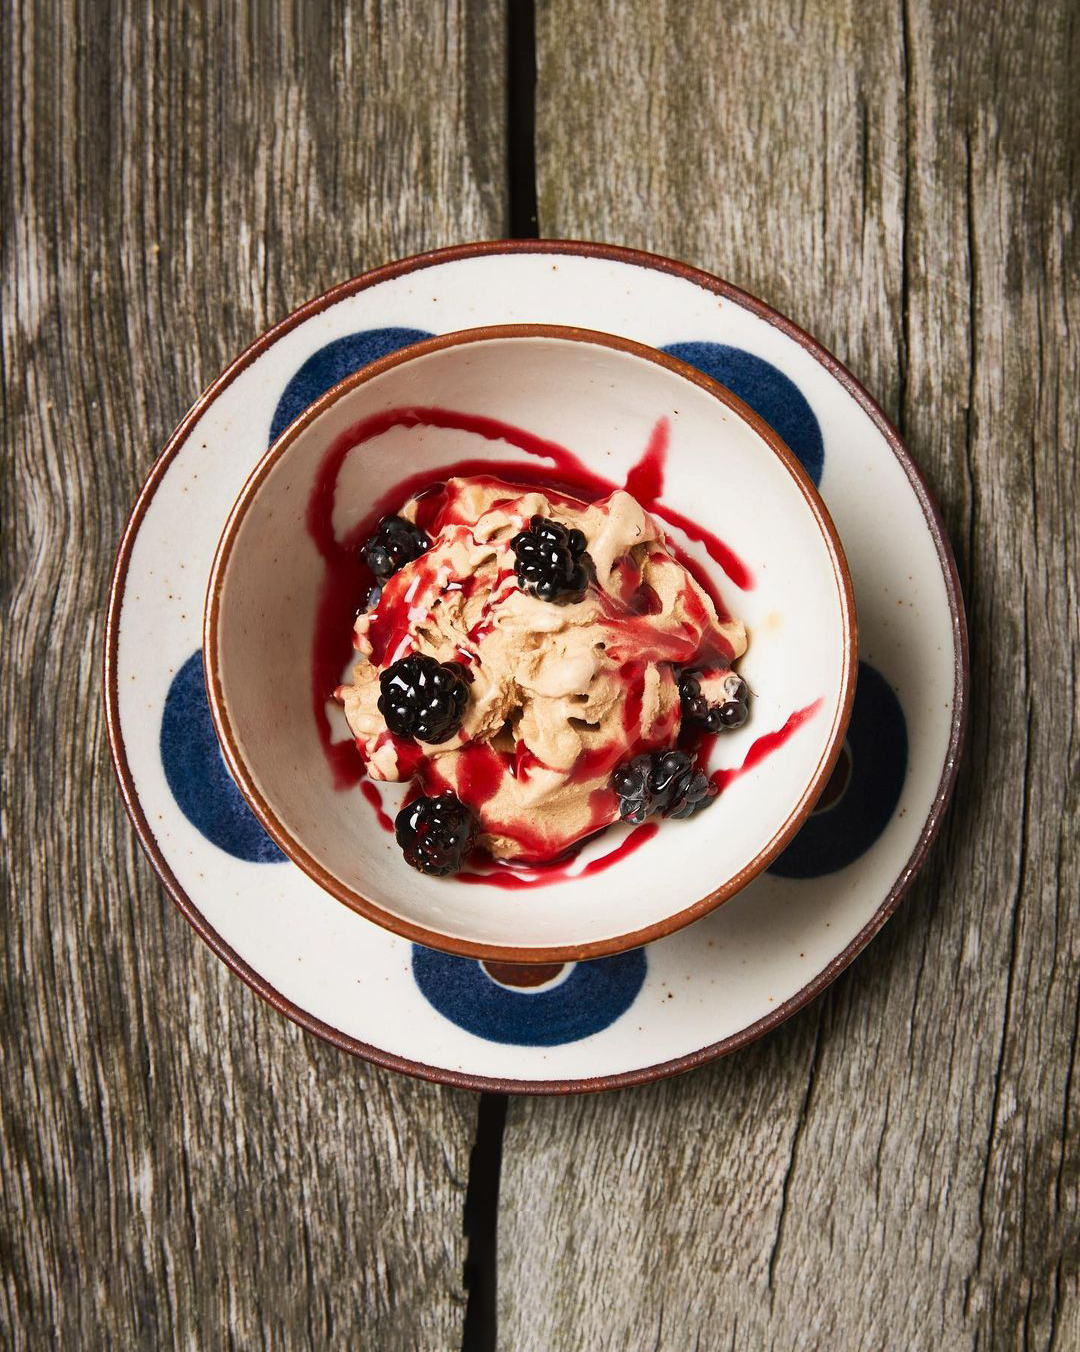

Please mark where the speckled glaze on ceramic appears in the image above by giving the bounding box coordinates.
[205,326,856,961]
[106,242,966,1092]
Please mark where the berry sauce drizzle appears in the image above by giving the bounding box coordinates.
[455,821,660,889]
[620,417,752,597]
[305,406,811,887]
[360,781,395,833]
[709,699,824,792]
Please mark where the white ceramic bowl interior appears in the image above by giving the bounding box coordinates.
[206,328,854,958]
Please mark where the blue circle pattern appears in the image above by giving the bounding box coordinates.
[768,662,908,878]
[160,651,285,863]
[661,342,825,486]
[411,947,648,1047]
[268,327,434,443]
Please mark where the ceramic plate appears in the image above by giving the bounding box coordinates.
[106,242,967,1093]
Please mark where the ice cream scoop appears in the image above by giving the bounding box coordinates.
[339,475,747,863]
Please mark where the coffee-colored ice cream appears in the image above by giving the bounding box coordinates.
[339,476,746,861]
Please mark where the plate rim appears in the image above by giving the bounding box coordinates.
[104,239,969,1095]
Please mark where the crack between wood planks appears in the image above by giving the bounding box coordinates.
[461,12,538,1350]
[768,1012,824,1295]
[506,0,538,239]
[461,1093,508,1352]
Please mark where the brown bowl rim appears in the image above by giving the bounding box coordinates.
[104,239,967,1094]
[202,322,858,963]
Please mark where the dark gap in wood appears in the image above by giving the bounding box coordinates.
[459,9,538,1346]
[506,0,538,237]
[461,1091,508,1352]
[461,8,536,1347]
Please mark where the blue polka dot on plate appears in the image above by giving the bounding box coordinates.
[768,662,908,878]
[411,946,647,1046]
[160,651,285,863]
[662,342,825,486]
[269,328,434,443]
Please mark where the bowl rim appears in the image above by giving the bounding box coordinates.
[202,321,858,962]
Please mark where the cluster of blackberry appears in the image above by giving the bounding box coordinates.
[361,514,431,585]
[612,750,716,825]
[510,515,595,605]
[378,654,470,745]
[394,794,475,876]
[678,671,750,732]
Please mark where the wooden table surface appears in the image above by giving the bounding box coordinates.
[3,1,1077,1348]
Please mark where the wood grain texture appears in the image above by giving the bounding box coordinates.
[500,1,1080,1348]
[0,1,505,1347]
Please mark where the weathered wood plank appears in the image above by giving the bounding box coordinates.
[0,1,504,1347]
[502,1,1079,1348]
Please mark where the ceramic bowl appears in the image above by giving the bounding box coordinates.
[204,325,856,962]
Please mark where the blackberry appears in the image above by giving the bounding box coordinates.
[612,749,717,825]
[511,515,594,604]
[361,514,431,584]
[678,670,750,733]
[378,654,470,744]
[395,793,475,876]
